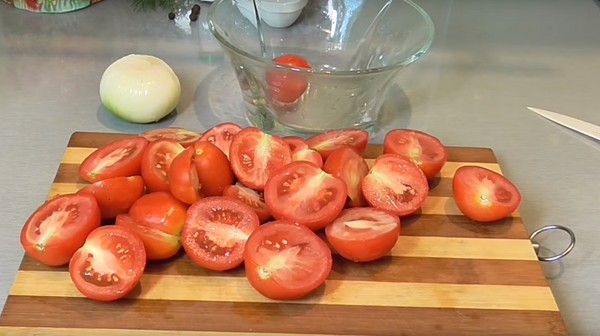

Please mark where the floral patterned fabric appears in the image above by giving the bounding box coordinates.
[2,0,103,13]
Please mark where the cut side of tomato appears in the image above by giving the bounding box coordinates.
[20,193,101,266]
[264,161,347,231]
[362,154,429,217]
[182,196,260,272]
[141,139,185,192]
[78,175,145,219]
[128,191,188,236]
[306,129,369,160]
[199,122,243,158]
[79,136,149,183]
[452,165,522,223]
[244,221,332,300]
[325,207,400,262]
[283,135,323,168]
[383,129,448,180]
[322,145,369,208]
[69,225,146,301]
[140,127,202,148]
[223,183,271,223]
[116,214,181,261]
[193,140,234,196]
[168,146,202,204]
[229,127,292,191]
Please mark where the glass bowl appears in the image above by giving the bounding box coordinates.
[208,0,434,135]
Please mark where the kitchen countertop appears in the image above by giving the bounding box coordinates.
[1,0,599,334]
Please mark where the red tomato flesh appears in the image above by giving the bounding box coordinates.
[322,145,369,208]
[69,225,146,301]
[199,122,243,158]
[168,146,202,204]
[79,136,148,183]
[362,154,429,217]
[140,127,202,148]
[182,196,260,272]
[20,193,101,266]
[128,191,188,236]
[306,129,369,161]
[78,175,145,219]
[244,221,332,300]
[452,165,522,222]
[141,139,185,192]
[325,207,400,262]
[223,183,272,223]
[116,214,181,261]
[383,129,448,180]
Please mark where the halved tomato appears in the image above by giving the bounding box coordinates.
[244,221,332,300]
[383,129,448,180]
[283,136,323,168]
[79,136,149,183]
[78,175,145,219]
[325,207,400,262]
[141,139,185,192]
[168,146,202,204]
[229,127,292,191]
[362,154,429,217]
[322,145,369,207]
[452,165,522,223]
[306,129,369,160]
[193,140,234,196]
[182,196,260,272]
[20,193,101,266]
[116,214,181,260]
[128,191,188,235]
[264,161,347,231]
[223,183,271,223]
[199,122,243,158]
[69,225,146,301]
[140,127,202,148]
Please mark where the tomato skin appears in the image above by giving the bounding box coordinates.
[20,193,101,266]
[69,225,146,302]
[141,139,185,192]
[267,54,312,103]
[244,221,332,300]
[229,127,292,191]
[264,161,348,231]
[128,191,188,236]
[199,122,243,158]
[452,166,522,223]
[168,146,202,204]
[116,214,181,260]
[306,129,369,160]
[140,127,202,148]
[223,183,272,223]
[322,145,369,208]
[78,175,145,219]
[182,196,260,272]
[79,136,149,183]
[383,129,448,180]
[283,136,323,168]
[362,154,429,217]
[193,140,235,196]
[325,207,400,262]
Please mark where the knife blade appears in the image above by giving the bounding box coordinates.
[527,107,600,141]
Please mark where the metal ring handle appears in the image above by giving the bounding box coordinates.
[529,225,576,262]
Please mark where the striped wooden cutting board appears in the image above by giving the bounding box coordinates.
[0,131,568,335]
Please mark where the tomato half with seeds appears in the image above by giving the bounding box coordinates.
[128,191,188,236]
[264,161,347,231]
[79,136,149,183]
[452,165,522,222]
[306,129,369,160]
[267,54,312,103]
[182,196,260,272]
[199,122,243,158]
[229,127,292,191]
[223,183,271,223]
[169,146,202,204]
[193,140,234,196]
[141,139,185,192]
[20,193,101,266]
[383,129,448,180]
[322,145,369,208]
[325,207,400,262]
[78,175,145,219]
[140,127,202,148]
[116,214,181,260]
[244,221,332,300]
[283,136,323,168]
[362,154,429,217]
[69,225,146,301]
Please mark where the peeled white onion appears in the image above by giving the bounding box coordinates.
[99,54,181,123]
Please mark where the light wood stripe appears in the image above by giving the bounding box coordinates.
[441,161,503,177]
[0,327,335,336]
[10,271,558,311]
[61,147,96,164]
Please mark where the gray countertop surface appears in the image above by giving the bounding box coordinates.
[1,0,599,334]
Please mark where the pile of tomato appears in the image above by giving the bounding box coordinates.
[19,124,522,302]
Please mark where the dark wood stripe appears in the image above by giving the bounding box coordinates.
[53,164,87,184]
[400,214,529,239]
[18,254,547,287]
[0,296,567,336]
[67,132,136,148]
